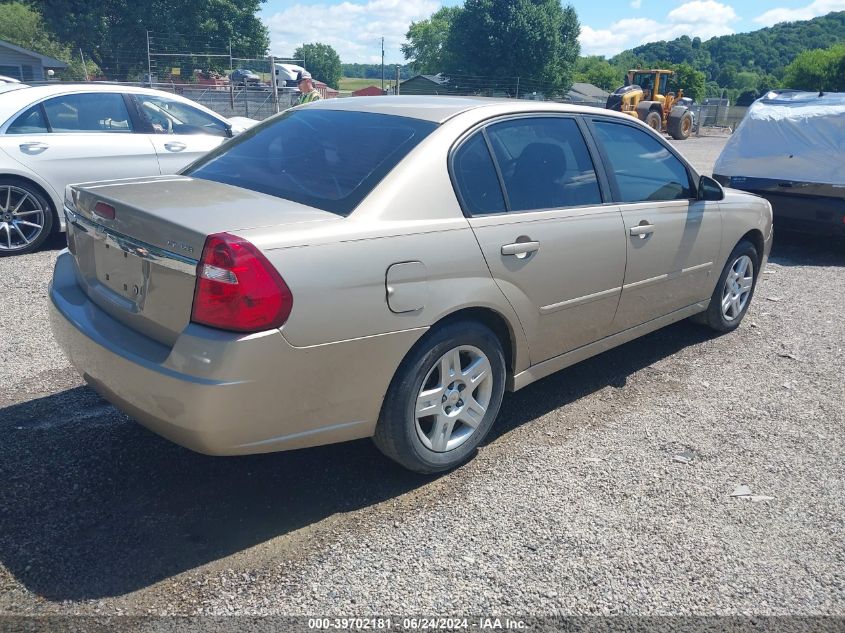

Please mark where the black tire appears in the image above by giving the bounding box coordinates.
[644,110,662,132]
[695,240,759,332]
[373,320,506,474]
[0,177,54,256]
[668,107,693,140]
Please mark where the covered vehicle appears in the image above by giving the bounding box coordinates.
[713,90,845,235]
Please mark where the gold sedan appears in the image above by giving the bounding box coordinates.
[50,96,773,473]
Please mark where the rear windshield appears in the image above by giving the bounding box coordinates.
[184,109,437,216]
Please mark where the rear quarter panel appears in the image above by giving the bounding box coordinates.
[236,123,531,373]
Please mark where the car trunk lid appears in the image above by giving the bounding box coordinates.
[66,175,336,346]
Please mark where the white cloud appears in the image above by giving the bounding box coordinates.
[754,0,845,26]
[630,0,642,9]
[579,0,739,57]
[264,0,438,64]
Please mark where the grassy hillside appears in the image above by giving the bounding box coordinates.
[614,11,845,79]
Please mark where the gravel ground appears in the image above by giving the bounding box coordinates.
[1,136,843,619]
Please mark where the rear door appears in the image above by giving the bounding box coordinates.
[587,117,722,332]
[129,93,230,173]
[457,115,627,364]
[0,92,160,194]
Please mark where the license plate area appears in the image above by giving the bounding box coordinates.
[93,239,149,308]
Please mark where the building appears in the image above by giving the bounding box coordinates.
[399,74,451,95]
[352,85,385,97]
[0,40,67,81]
[565,82,610,105]
[314,80,339,99]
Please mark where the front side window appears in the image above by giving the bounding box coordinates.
[42,93,133,133]
[185,109,437,216]
[133,94,228,137]
[7,105,49,134]
[485,117,603,212]
[452,132,506,215]
[593,120,693,203]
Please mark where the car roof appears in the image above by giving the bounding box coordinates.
[0,83,226,126]
[302,95,625,124]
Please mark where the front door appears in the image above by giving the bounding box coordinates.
[454,116,627,364]
[589,118,722,332]
[129,93,230,173]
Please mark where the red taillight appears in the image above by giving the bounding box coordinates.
[94,202,115,220]
[191,232,293,333]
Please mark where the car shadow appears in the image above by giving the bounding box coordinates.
[769,229,844,267]
[0,319,719,603]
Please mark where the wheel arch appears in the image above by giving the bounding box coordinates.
[737,228,765,268]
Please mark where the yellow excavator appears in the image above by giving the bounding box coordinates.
[605,69,694,140]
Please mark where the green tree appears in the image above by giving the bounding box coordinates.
[401,6,460,74]
[783,44,845,91]
[294,42,342,89]
[574,56,622,91]
[671,63,706,102]
[0,2,91,79]
[444,0,580,96]
[28,0,269,80]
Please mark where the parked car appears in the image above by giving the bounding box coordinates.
[713,90,845,236]
[229,68,261,87]
[50,96,772,473]
[0,83,258,255]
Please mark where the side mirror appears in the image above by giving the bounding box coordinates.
[225,124,234,138]
[698,175,724,201]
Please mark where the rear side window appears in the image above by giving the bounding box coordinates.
[43,93,134,133]
[7,105,48,134]
[485,117,603,212]
[593,121,693,202]
[185,109,437,216]
[452,133,506,215]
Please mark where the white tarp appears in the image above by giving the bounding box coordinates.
[713,91,845,185]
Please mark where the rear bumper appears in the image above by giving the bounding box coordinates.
[716,175,845,236]
[49,250,424,455]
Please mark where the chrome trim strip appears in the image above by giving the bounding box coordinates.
[540,286,621,315]
[623,262,712,291]
[64,206,198,275]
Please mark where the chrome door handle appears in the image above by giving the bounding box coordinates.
[19,141,49,153]
[629,223,655,238]
[164,142,187,152]
[501,241,540,258]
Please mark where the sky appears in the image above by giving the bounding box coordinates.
[260,0,845,64]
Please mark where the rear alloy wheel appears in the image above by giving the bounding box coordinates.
[695,240,758,332]
[0,180,53,256]
[374,320,506,473]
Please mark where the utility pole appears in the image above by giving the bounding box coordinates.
[146,30,152,85]
[269,55,279,114]
[381,37,385,92]
[395,65,400,95]
[79,48,89,81]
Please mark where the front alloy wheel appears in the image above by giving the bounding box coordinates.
[721,254,754,321]
[695,239,759,332]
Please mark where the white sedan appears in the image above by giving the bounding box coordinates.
[0,83,256,255]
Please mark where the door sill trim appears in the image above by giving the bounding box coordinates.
[508,301,709,391]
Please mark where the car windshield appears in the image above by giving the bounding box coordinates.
[184,109,437,216]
